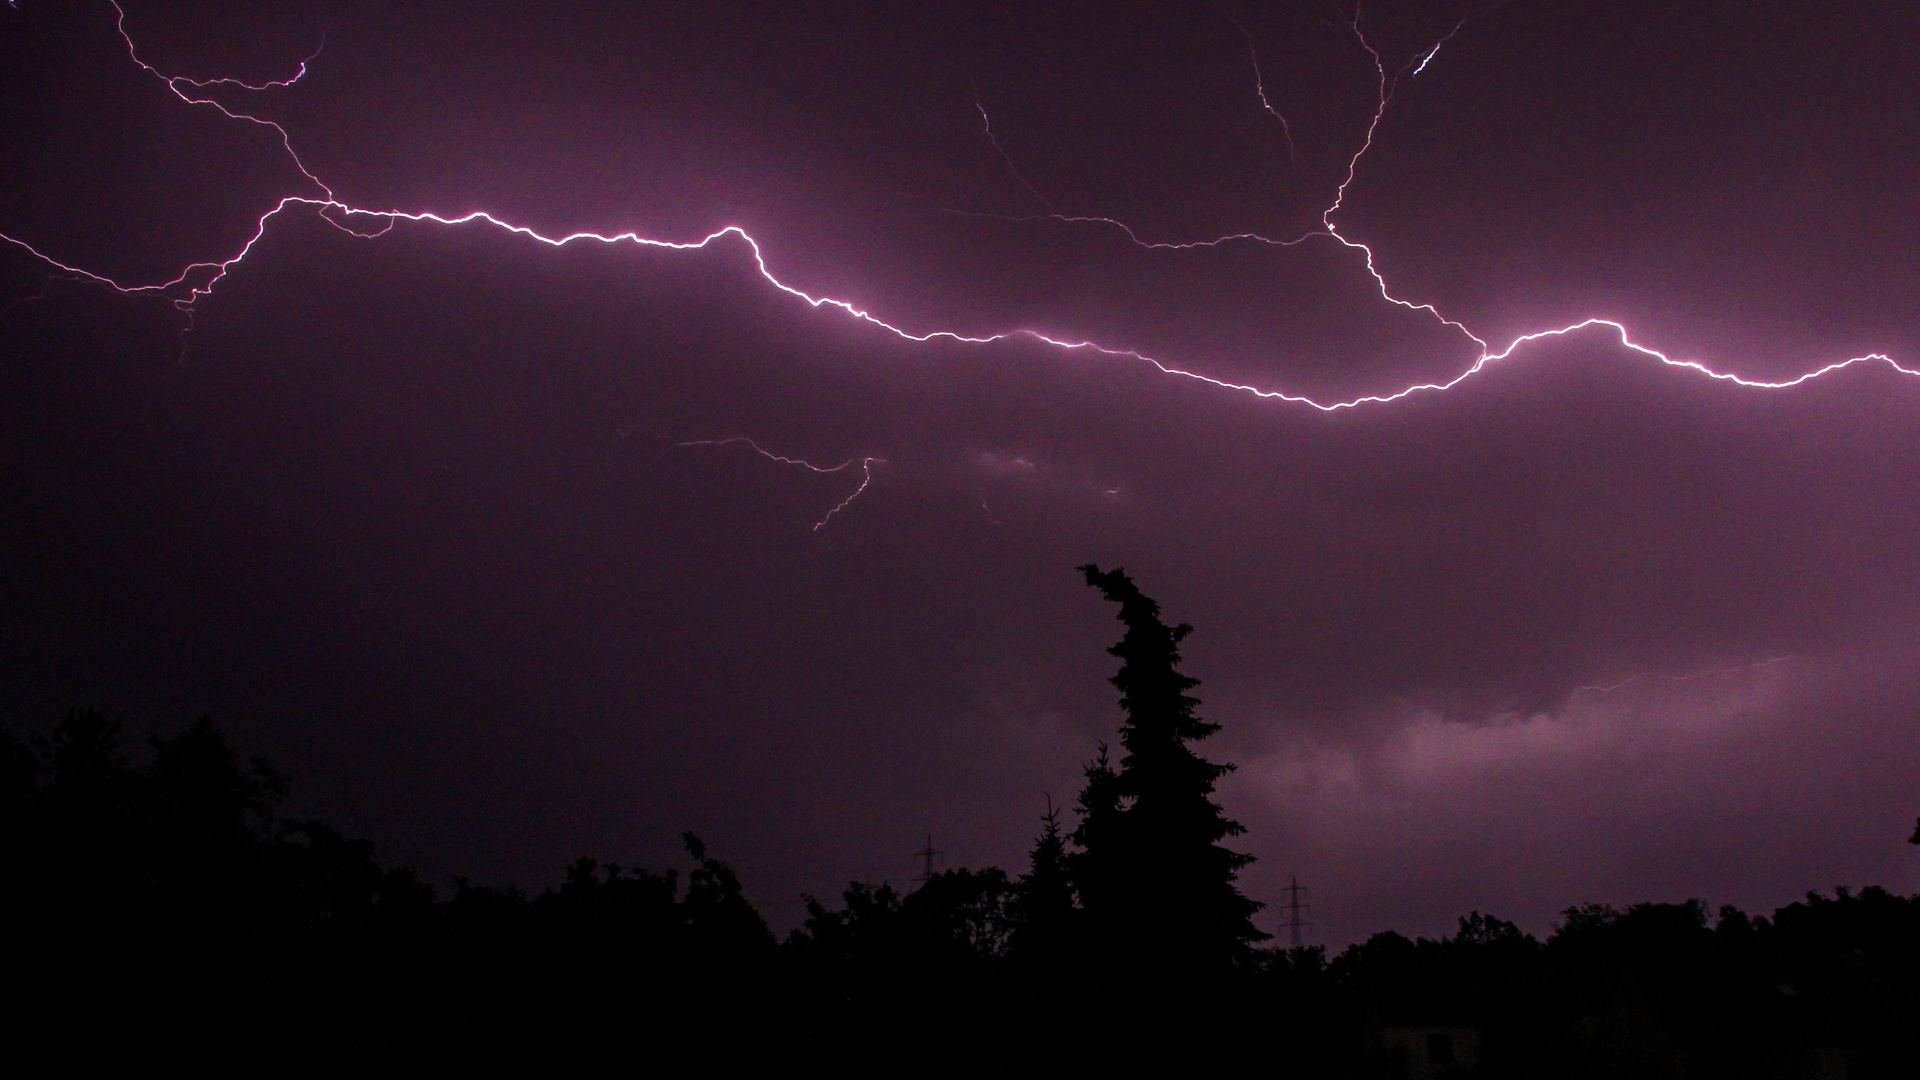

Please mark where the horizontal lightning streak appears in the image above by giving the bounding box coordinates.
[0,0,1913,423]
[669,436,858,474]
[665,436,882,531]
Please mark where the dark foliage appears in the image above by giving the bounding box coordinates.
[1315,897,1920,1079]
[6,575,1919,1073]
[0,710,776,1070]
[1007,797,1075,971]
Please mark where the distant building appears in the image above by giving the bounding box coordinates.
[1379,1025,1480,1079]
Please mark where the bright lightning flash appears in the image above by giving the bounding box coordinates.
[3,0,1916,528]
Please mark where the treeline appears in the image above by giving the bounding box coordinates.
[8,712,1917,1075]
[4,568,1918,1074]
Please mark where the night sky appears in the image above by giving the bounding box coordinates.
[4,0,1919,945]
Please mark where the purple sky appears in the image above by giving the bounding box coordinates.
[4,0,1919,944]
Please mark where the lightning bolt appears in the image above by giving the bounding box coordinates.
[664,436,881,531]
[979,490,1001,525]
[1228,14,1297,162]
[813,456,882,533]
[976,97,1057,216]
[943,8,1919,406]
[3,0,1915,432]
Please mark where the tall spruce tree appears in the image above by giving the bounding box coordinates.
[1071,564,1266,979]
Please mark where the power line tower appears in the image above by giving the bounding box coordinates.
[1283,876,1313,949]
[913,833,945,886]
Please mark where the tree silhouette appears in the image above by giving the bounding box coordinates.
[1068,742,1121,924]
[1009,797,1076,970]
[681,830,778,965]
[5,662,1917,1069]
[1072,564,1266,983]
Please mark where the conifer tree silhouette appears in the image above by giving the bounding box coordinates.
[1010,798,1076,968]
[1072,564,1266,982]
